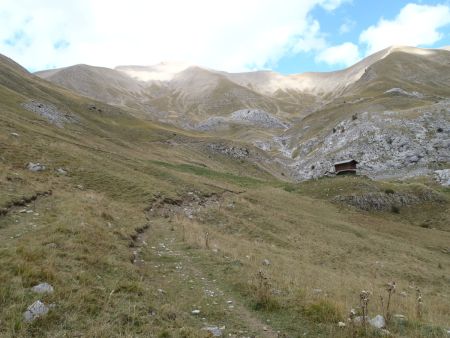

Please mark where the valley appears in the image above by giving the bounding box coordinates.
[0,46,449,338]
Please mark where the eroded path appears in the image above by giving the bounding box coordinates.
[128,191,280,337]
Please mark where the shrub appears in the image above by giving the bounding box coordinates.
[253,270,279,311]
[384,188,395,195]
[160,304,177,321]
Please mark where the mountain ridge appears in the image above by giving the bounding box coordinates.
[32,45,450,181]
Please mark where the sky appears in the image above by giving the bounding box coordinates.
[1,0,450,74]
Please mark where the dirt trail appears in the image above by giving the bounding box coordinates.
[127,190,280,337]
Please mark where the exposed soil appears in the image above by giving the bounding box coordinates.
[0,190,52,217]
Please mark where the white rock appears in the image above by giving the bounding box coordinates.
[202,326,222,337]
[27,162,46,172]
[435,169,450,186]
[10,132,19,137]
[338,321,346,327]
[191,309,200,315]
[31,282,54,294]
[56,168,67,175]
[393,314,407,321]
[23,300,49,322]
[369,315,386,329]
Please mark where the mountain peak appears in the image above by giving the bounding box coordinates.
[115,61,195,82]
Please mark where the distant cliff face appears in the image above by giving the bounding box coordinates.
[284,102,450,180]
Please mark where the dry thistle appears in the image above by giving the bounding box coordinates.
[255,270,273,310]
[348,308,357,338]
[416,287,423,319]
[360,290,370,329]
[385,281,396,324]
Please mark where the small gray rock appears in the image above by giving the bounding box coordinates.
[27,162,46,172]
[10,132,19,137]
[262,259,270,266]
[23,300,49,322]
[31,282,54,294]
[56,168,67,175]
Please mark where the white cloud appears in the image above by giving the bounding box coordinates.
[0,0,349,72]
[360,3,450,55]
[293,20,327,53]
[315,42,360,66]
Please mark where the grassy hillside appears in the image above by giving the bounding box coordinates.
[1,55,450,338]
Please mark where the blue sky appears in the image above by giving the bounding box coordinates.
[1,0,450,74]
[275,0,450,73]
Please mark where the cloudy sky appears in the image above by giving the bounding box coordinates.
[1,0,450,73]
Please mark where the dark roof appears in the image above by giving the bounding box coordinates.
[334,159,358,166]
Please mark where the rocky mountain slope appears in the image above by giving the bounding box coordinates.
[35,46,450,183]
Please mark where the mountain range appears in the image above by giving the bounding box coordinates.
[35,45,450,181]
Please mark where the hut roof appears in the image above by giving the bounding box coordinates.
[334,159,358,166]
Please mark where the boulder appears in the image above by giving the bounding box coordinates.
[369,315,386,329]
[23,300,49,322]
[31,282,54,294]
